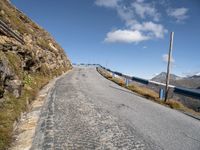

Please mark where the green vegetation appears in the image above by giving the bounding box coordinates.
[0,71,52,149]
[0,73,50,149]
[0,52,64,149]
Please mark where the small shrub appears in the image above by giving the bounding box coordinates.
[36,38,50,50]
[23,74,32,86]
[165,100,184,110]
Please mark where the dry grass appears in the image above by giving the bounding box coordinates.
[165,99,185,110]
[110,77,125,87]
[0,0,31,34]
[127,84,159,101]
[36,38,50,50]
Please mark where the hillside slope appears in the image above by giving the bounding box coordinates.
[0,0,71,149]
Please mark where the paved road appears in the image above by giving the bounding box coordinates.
[31,67,200,150]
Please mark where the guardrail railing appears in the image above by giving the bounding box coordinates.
[94,64,200,100]
[0,19,25,44]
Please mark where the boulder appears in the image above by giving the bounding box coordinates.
[0,55,14,82]
[4,79,22,98]
[0,54,22,98]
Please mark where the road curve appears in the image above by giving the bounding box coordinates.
[31,67,200,150]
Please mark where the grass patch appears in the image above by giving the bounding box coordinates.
[0,0,31,34]
[0,72,50,149]
[110,77,125,87]
[0,92,29,149]
[127,84,159,101]
[0,59,64,150]
[0,60,69,149]
[165,99,185,110]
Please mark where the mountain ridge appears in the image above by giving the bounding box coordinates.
[152,72,200,89]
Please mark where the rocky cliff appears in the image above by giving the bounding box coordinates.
[0,0,72,149]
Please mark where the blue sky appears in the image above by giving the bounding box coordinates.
[11,0,200,79]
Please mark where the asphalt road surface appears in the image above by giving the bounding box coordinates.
[31,67,200,150]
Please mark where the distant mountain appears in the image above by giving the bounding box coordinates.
[151,72,200,89]
[151,72,182,83]
[189,75,200,79]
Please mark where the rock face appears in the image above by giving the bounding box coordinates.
[0,0,72,99]
[0,1,72,149]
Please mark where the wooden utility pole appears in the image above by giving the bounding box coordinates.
[165,32,174,102]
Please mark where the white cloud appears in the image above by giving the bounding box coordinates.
[162,54,175,63]
[133,22,168,38]
[132,1,160,21]
[95,0,177,43]
[104,22,167,43]
[116,6,135,23]
[95,0,120,8]
[167,7,189,22]
[105,29,149,43]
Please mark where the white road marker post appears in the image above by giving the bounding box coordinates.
[125,78,129,87]
[112,72,115,78]
[164,32,174,102]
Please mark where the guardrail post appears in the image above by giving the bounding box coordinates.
[112,73,115,78]
[125,78,129,86]
[159,88,165,100]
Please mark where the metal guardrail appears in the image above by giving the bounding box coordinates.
[96,65,200,100]
[0,19,25,44]
[174,87,200,99]
[148,80,175,88]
